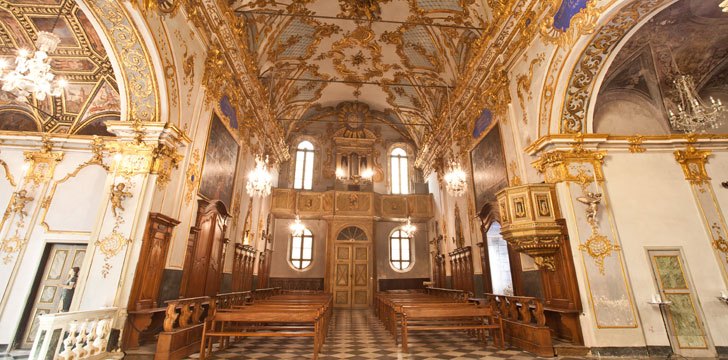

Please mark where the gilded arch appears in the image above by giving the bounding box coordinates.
[555,0,675,134]
[76,0,161,123]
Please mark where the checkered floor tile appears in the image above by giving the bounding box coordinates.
[187,309,565,359]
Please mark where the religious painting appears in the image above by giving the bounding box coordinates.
[512,196,527,219]
[472,109,492,139]
[63,83,95,114]
[84,82,121,117]
[553,0,589,32]
[199,112,239,210]
[535,193,551,218]
[469,124,508,212]
[0,110,39,131]
[454,203,465,249]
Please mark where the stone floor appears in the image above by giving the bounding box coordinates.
[187,309,565,359]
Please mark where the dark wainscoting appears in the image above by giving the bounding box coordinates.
[522,270,543,298]
[473,274,484,298]
[157,269,183,305]
[252,275,259,291]
[269,277,324,291]
[378,278,430,291]
[220,273,232,293]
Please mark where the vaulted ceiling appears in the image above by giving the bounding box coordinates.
[232,0,496,145]
[0,0,120,135]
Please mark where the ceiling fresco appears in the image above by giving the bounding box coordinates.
[233,0,496,144]
[597,0,728,119]
[0,0,120,135]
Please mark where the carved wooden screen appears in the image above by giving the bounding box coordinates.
[182,199,229,297]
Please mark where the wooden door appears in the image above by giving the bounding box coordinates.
[20,244,86,348]
[648,250,715,357]
[333,243,370,308]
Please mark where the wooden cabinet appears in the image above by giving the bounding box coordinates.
[181,199,230,298]
[128,212,180,310]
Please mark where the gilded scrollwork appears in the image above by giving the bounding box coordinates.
[539,0,615,48]
[559,0,671,134]
[674,145,711,187]
[515,53,545,125]
[184,149,201,204]
[84,0,159,122]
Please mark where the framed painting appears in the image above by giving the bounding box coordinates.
[469,124,508,213]
[199,112,240,210]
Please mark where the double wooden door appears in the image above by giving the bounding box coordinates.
[333,243,369,308]
[21,244,86,348]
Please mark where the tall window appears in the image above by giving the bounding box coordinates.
[390,229,412,271]
[290,228,313,270]
[294,141,314,189]
[487,222,513,295]
[390,147,408,194]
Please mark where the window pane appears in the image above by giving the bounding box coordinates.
[391,156,400,194]
[293,260,301,269]
[303,237,313,249]
[304,151,314,189]
[401,240,410,261]
[391,239,400,260]
[401,261,410,269]
[399,157,408,194]
[294,150,305,189]
[298,141,313,150]
[302,248,312,260]
[292,236,302,248]
[301,261,311,268]
[392,147,406,156]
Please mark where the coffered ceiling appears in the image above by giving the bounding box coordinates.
[232,0,497,145]
[0,0,120,135]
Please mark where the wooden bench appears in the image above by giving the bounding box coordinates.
[400,305,504,352]
[199,292,331,360]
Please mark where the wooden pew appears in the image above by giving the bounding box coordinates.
[199,292,332,360]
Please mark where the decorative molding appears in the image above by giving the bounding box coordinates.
[674,145,711,187]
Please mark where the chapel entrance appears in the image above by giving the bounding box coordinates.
[19,243,86,349]
[332,226,370,308]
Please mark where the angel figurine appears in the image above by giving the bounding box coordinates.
[110,183,132,218]
[11,190,34,219]
[576,191,602,227]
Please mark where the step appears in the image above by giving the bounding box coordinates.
[124,344,156,360]
[553,342,590,357]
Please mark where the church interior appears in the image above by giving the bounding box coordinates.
[0,0,727,359]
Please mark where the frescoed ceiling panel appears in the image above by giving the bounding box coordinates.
[0,0,120,135]
[232,0,491,145]
[598,0,728,117]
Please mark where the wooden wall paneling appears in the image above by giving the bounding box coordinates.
[476,242,493,294]
[181,199,230,298]
[269,278,324,290]
[128,212,180,310]
[179,226,198,297]
[448,247,474,294]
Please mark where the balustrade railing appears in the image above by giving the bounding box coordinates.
[29,308,119,360]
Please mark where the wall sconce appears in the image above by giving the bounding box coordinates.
[335,168,346,180]
[361,169,373,181]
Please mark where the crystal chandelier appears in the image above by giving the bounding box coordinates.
[246,155,272,197]
[290,215,306,237]
[402,217,416,238]
[667,75,725,133]
[0,31,66,102]
[444,160,467,196]
[721,0,728,12]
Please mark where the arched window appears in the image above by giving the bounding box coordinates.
[390,147,408,194]
[290,228,313,270]
[390,229,412,271]
[486,222,513,295]
[294,141,314,190]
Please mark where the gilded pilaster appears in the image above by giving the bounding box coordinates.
[532,138,637,328]
[674,145,728,282]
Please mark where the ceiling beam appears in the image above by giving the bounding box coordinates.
[235,9,486,31]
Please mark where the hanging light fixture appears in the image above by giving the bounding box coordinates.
[246,155,272,197]
[290,215,306,237]
[0,2,67,103]
[402,217,416,238]
[720,0,728,12]
[444,159,467,197]
[665,46,726,133]
[667,75,725,133]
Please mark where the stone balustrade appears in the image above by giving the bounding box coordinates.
[29,308,120,360]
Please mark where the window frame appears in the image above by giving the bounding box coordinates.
[389,229,413,272]
[294,141,315,190]
[390,147,409,194]
[289,228,313,271]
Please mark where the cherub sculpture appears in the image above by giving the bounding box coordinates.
[110,183,132,218]
[576,191,602,227]
[12,190,34,218]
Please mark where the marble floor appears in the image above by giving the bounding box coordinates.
[187,309,564,359]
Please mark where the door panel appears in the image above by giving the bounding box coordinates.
[333,243,370,308]
[21,244,86,348]
[649,250,714,357]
